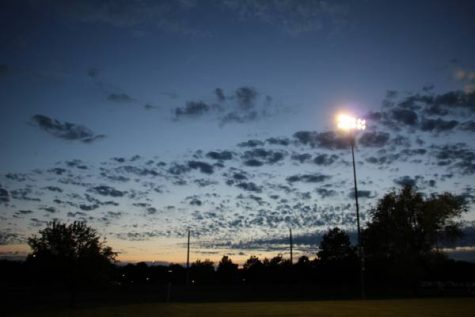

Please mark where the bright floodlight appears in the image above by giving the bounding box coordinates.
[336,113,366,131]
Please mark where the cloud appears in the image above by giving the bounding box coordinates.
[215,88,226,102]
[31,114,105,143]
[188,161,214,174]
[391,108,418,126]
[460,121,475,132]
[266,137,291,146]
[40,206,57,213]
[432,143,475,174]
[236,182,262,193]
[0,232,23,245]
[242,148,286,165]
[374,89,475,133]
[286,173,331,183]
[348,190,374,199]
[291,153,312,163]
[5,173,30,182]
[44,186,63,193]
[115,231,165,241]
[313,153,339,166]
[393,176,417,187]
[110,165,160,177]
[171,86,286,126]
[238,139,265,147]
[48,167,68,175]
[144,104,157,110]
[90,185,126,197]
[243,159,264,167]
[220,111,258,125]
[293,131,348,150]
[66,159,88,169]
[0,187,10,203]
[175,101,210,118]
[79,204,99,211]
[224,170,249,186]
[107,93,135,103]
[206,151,233,160]
[358,131,390,147]
[420,118,458,133]
[189,198,202,206]
[235,87,258,110]
[10,187,41,202]
[168,163,190,175]
[67,211,87,218]
[194,178,218,187]
[316,188,337,198]
[16,210,33,215]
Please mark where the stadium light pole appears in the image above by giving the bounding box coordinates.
[336,113,366,299]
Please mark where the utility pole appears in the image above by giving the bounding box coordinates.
[289,227,293,264]
[186,229,190,285]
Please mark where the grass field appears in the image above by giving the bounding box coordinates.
[9,298,475,317]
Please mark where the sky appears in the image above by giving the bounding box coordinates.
[1,0,475,264]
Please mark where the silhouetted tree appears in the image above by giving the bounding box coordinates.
[243,256,264,283]
[317,227,357,284]
[27,221,116,306]
[190,259,215,284]
[363,185,466,260]
[362,185,467,288]
[318,227,355,264]
[295,256,315,283]
[217,256,238,284]
[262,254,293,283]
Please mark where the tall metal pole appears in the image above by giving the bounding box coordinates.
[289,227,293,264]
[186,229,190,285]
[350,136,365,299]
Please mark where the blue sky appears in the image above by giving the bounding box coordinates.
[1,0,475,263]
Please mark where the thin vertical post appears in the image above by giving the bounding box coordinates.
[351,137,365,298]
[289,227,293,264]
[186,229,190,285]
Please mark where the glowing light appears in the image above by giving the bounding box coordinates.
[336,113,366,131]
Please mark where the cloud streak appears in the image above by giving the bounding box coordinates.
[31,114,105,143]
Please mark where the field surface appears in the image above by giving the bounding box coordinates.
[9,298,475,317]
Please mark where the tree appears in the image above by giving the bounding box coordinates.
[190,259,215,284]
[27,221,116,304]
[217,255,238,284]
[243,256,264,283]
[317,227,357,284]
[317,227,355,264]
[362,185,466,260]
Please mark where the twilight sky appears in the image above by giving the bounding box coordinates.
[1,0,475,264]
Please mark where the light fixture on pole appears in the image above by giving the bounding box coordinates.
[336,113,366,299]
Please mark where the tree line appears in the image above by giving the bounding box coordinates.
[1,185,474,299]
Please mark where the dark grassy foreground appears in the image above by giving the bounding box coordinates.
[8,298,475,317]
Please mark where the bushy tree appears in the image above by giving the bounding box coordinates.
[217,255,238,284]
[317,227,355,264]
[190,259,215,284]
[27,221,116,305]
[243,256,264,283]
[362,185,466,260]
[317,227,357,284]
